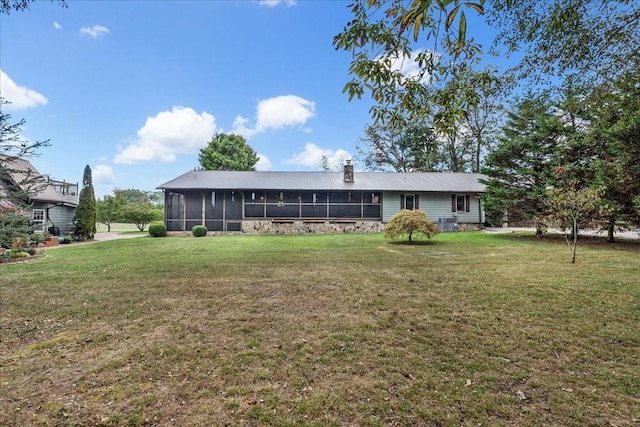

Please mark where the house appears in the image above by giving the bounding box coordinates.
[157,161,486,234]
[0,156,78,235]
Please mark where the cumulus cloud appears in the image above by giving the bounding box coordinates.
[284,142,352,170]
[232,95,315,138]
[258,0,297,6]
[0,70,48,110]
[114,106,216,164]
[80,25,110,38]
[93,164,116,185]
[53,21,63,30]
[256,154,272,170]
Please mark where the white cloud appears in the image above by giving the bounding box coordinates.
[231,95,315,138]
[284,142,352,170]
[114,106,216,164]
[256,154,272,170]
[382,48,436,84]
[258,0,296,7]
[0,70,48,110]
[93,164,116,185]
[53,21,63,30]
[80,25,110,38]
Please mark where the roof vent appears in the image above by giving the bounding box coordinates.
[343,159,354,182]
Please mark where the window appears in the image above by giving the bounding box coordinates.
[452,195,471,212]
[403,194,415,210]
[32,209,45,231]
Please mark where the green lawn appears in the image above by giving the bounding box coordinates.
[1,232,638,426]
[96,222,147,233]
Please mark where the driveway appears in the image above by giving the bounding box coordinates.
[44,232,147,249]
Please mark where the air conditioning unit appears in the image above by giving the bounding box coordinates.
[438,217,458,232]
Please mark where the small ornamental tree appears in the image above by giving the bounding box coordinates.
[120,202,162,232]
[538,184,603,263]
[384,209,439,242]
[74,165,96,239]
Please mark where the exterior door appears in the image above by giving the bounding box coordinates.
[224,191,243,231]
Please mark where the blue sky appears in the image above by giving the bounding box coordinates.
[1,0,500,198]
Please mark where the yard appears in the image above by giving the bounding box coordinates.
[1,232,638,426]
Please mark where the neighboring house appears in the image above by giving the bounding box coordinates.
[157,161,487,234]
[0,156,78,235]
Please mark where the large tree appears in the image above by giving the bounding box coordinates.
[334,1,640,128]
[357,120,441,172]
[198,133,259,171]
[74,165,96,239]
[481,95,566,233]
[583,72,640,240]
[96,194,125,232]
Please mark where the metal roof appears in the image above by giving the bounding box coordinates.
[0,156,69,204]
[158,170,487,193]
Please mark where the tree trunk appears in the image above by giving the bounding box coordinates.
[607,218,615,243]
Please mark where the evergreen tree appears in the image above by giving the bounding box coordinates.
[74,165,96,239]
[481,96,565,233]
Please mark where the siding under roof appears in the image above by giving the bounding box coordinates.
[158,170,486,193]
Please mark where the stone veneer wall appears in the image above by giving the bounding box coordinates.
[242,220,384,235]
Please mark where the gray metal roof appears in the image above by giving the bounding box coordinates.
[158,170,486,193]
[0,156,69,203]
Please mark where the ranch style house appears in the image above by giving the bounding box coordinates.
[157,161,487,234]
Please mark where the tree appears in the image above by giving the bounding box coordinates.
[1,0,66,14]
[1,98,50,203]
[74,165,96,239]
[538,184,603,263]
[96,194,125,232]
[334,0,491,128]
[481,95,565,233]
[120,202,162,232]
[357,120,441,171]
[491,1,640,87]
[583,72,640,241]
[198,133,259,171]
[0,200,33,249]
[384,209,439,242]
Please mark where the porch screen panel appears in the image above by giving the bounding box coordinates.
[266,204,299,217]
[165,192,185,231]
[205,191,224,220]
[185,192,203,224]
[329,205,361,218]
[301,204,328,217]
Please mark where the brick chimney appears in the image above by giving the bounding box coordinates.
[343,159,354,182]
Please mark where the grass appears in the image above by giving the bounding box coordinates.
[1,232,638,426]
[96,223,146,233]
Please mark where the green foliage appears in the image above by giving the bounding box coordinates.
[492,0,640,87]
[538,184,604,263]
[96,194,125,232]
[357,120,442,172]
[384,209,439,242]
[74,165,96,239]
[9,249,29,258]
[199,133,259,171]
[1,0,67,15]
[0,202,33,249]
[120,202,162,232]
[481,95,565,231]
[191,225,208,237]
[148,222,167,238]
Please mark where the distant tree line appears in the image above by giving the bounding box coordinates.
[96,189,164,232]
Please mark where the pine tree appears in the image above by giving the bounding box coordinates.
[74,165,96,239]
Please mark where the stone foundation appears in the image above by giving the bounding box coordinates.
[242,220,384,235]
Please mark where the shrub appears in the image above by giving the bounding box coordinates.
[149,222,167,238]
[192,225,208,237]
[384,209,439,242]
[9,250,30,258]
